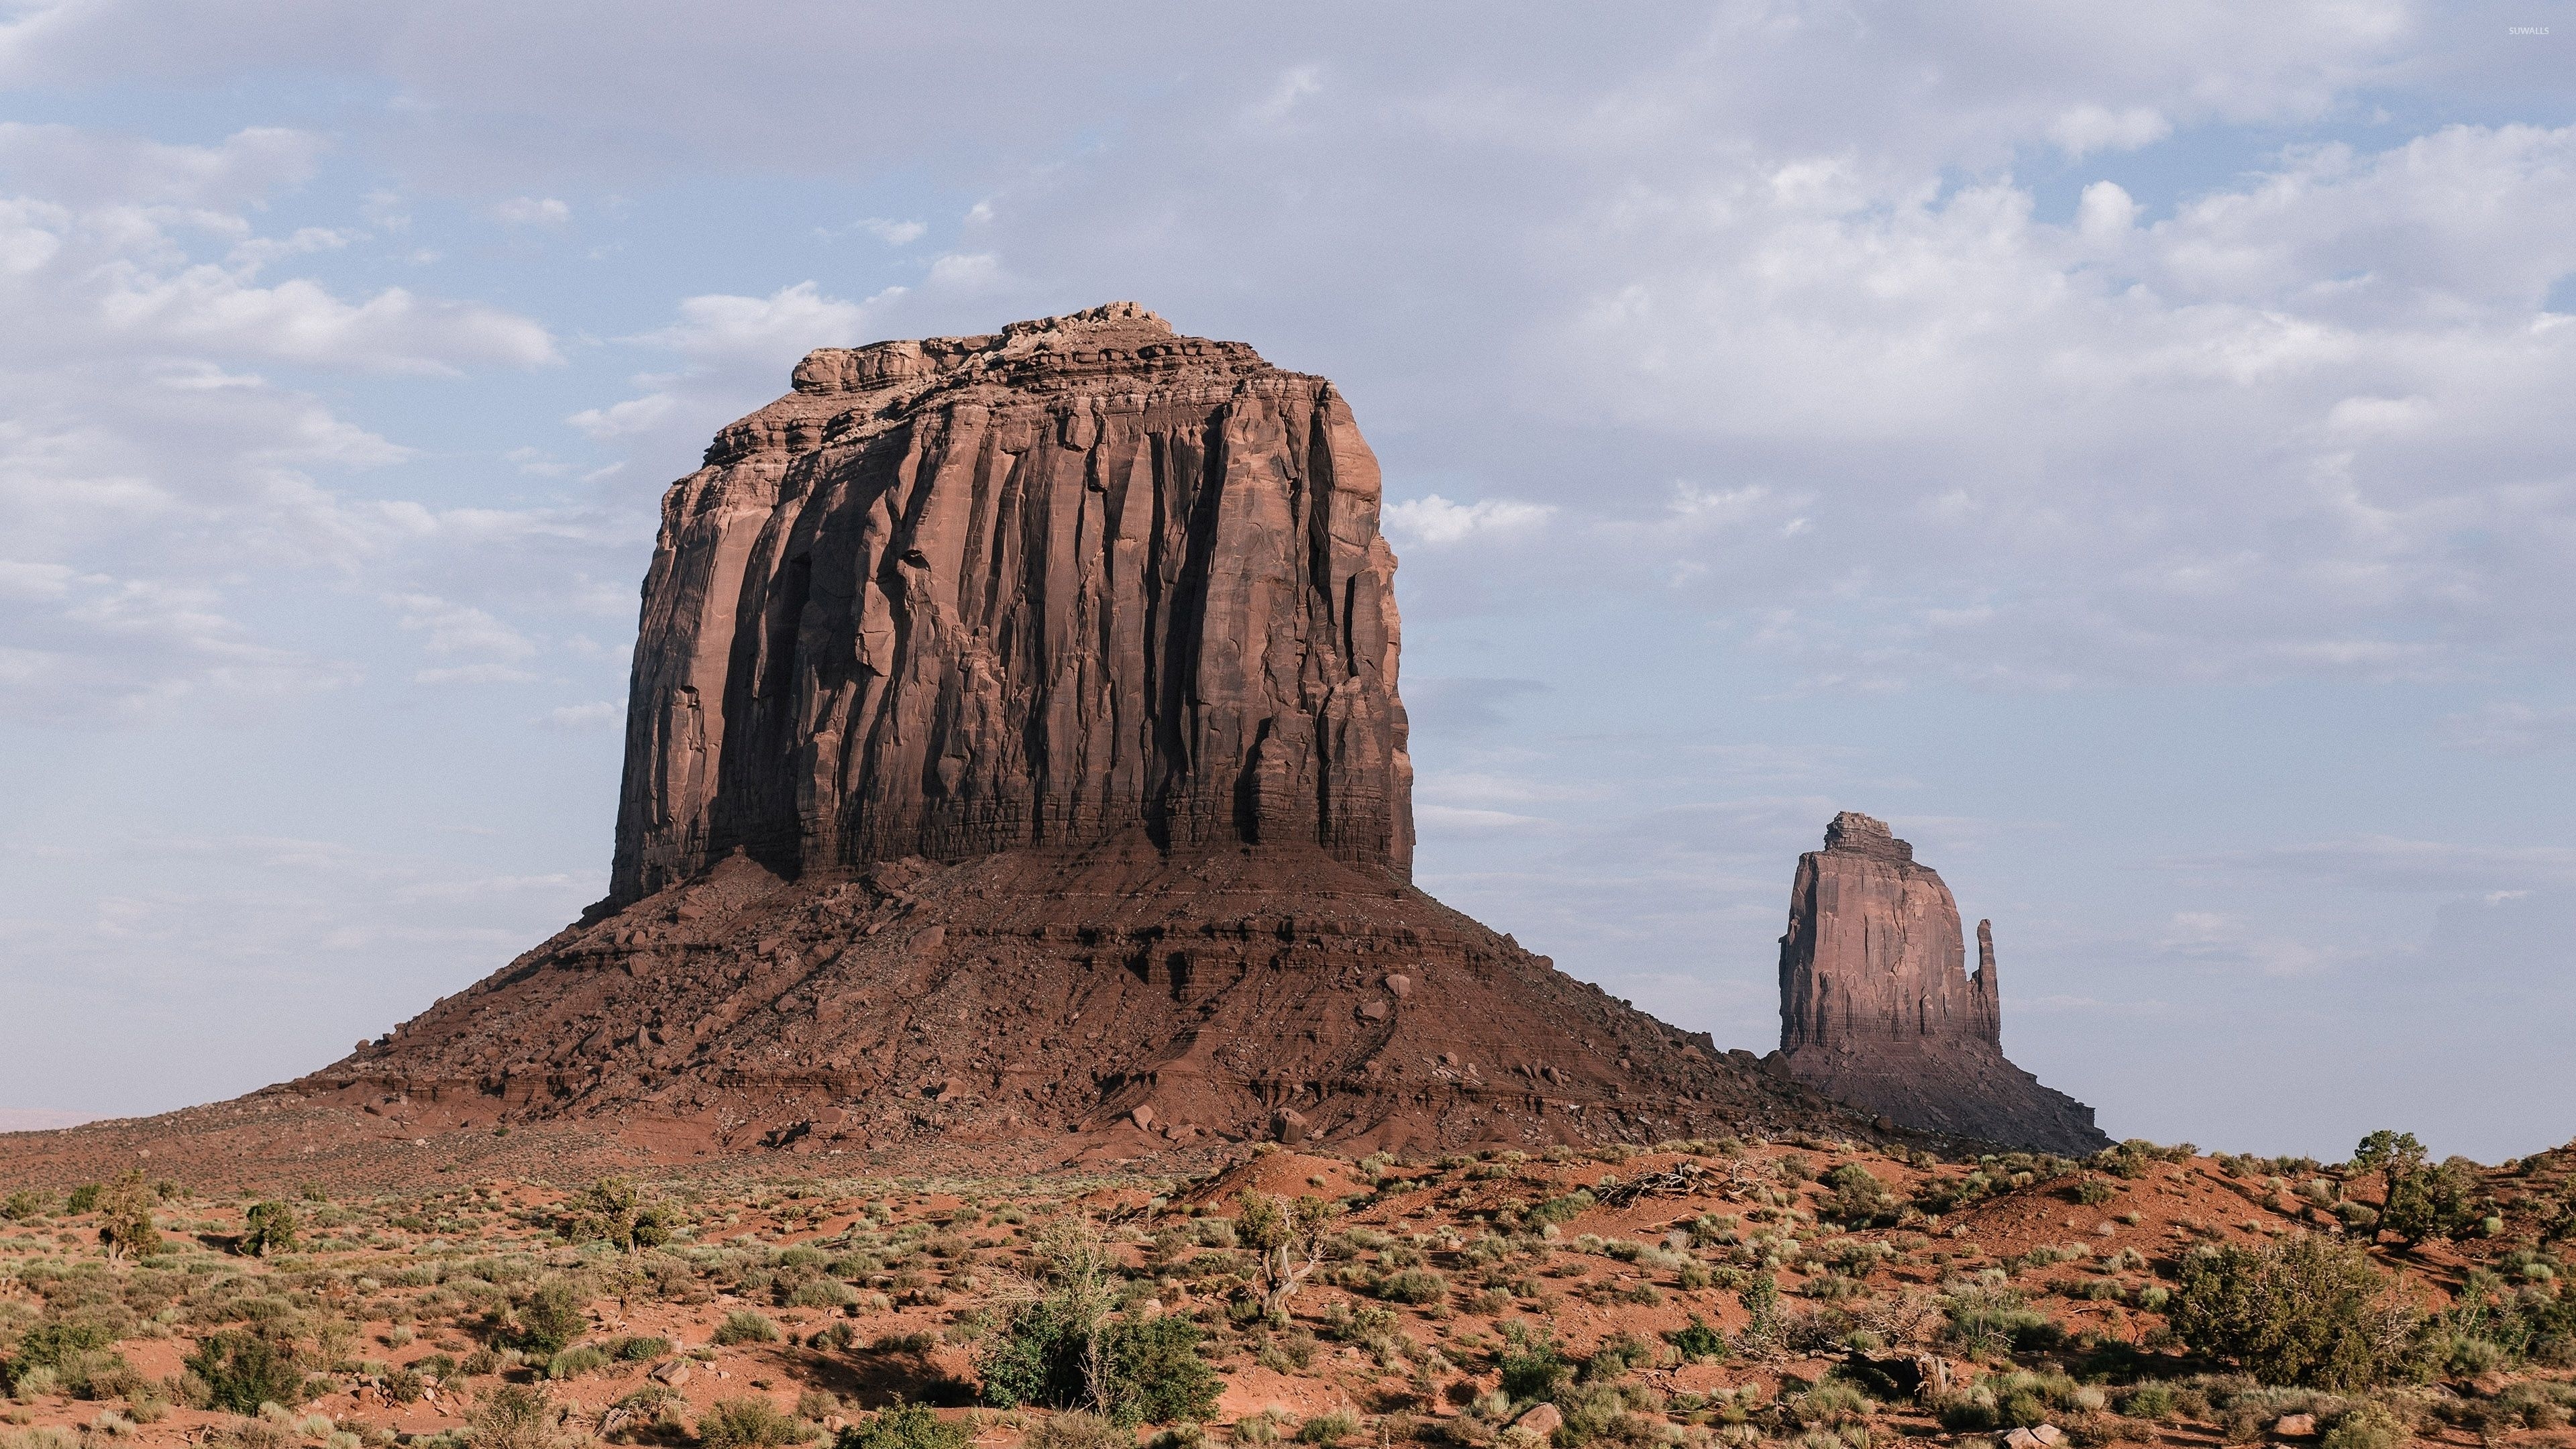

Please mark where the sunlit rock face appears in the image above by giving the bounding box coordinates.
[1775,812,2110,1155]
[611,302,1413,904]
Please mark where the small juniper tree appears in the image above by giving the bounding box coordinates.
[95,1170,161,1261]
[241,1201,299,1256]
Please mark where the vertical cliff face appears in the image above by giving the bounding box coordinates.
[611,303,1413,904]
[1778,812,2000,1052]
[1776,812,2109,1155]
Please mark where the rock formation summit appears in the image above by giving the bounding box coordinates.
[33,303,1900,1176]
[612,301,1411,901]
[1771,812,2110,1156]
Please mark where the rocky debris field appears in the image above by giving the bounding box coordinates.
[3,1132,2573,1449]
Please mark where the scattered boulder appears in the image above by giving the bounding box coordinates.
[1511,1404,1564,1439]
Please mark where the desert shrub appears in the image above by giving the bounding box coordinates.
[1375,1269,1447,1305]
[1821,1164,1900,1227]
[2067,1177,2116,1206]
[698,1397,814,1448]
[1527,1193,1592,1227]
[835,1404,968,1449]
[2,1189,53,1221]
[564,1178,676,1252]
[714,1311,782,1346]
[64,1185,101,1214]
[2381,1161,2483,1246]
[545,1344,610,1380]
[2169,1234,2421,1389]
[1497,1334,1573,1403]
[791,1277,859,1310]
[610,1334,671,1362]
[979,1309,1218,1426]
[1109,1316,1220,1426]
[240,1203,299,1257]
[53,1349,143,1401]
[1294,1409,1358,1444]
[1941,1284,2058,1356]
[2114,1382,2179,1420]
[1556,1379,1664,1444]
[93,1173,161,1261]
[1935,1370,2092,1432]
[7,1319,116,1383]
[1026,1412,1134,1449]
[470,1382,566,1449]
[508,1280,588,1357]
[2318,1404,2408,1449]
[185,1329,307,1413]
[1662,1319,1727,1362]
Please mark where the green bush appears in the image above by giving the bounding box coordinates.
[611,1336,671,1362]
[789,1277,857,1310]
[2382,1161,2483,1246]
[698,1397,814,1448]
[2169,1233,2422,1388]
[1375,1269,1447,1305]
[1662,1319,1727,1362]
[1108,1316,1220,1426]
[93,1172,161,1260]
[241,1202,299,1257]
[511,1280,588,1356]
[1497,1336,1572,1403]
[978,1309,1218,1427]
[64,1185,101,1214]
[545,1345,610,1381]
[714,1311,782,1346]
[1941,1285,2059,1356]
[565,1178,676,1252]
[1,1189,50,1222]
[184,1330,307,1414]
[2320,1405,2408,1449]
[836,1404,968,1449]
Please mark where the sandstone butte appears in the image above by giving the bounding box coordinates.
[1772,811,2110,1157]
[0,306,2090,1185]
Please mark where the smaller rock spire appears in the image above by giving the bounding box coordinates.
[1774,812,2106,1153]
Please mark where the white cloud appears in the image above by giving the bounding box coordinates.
[566,390,676,441]
[2438,702,2576,757]
[413,663,537,685]
[388,593,539,660]
[2047,104,2173,157]
[1382,494,1555,545]
[857,217,925,245]
[635,280,890,361]
[491,196,570,227]
[537,699,621,731]
[0,123,323,207]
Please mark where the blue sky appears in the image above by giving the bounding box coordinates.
[2,1,2571,1159]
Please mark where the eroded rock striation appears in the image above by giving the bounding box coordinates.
[1773,812,2109,1155]
[612,301,1409,904]
[235,306,1895,1163]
